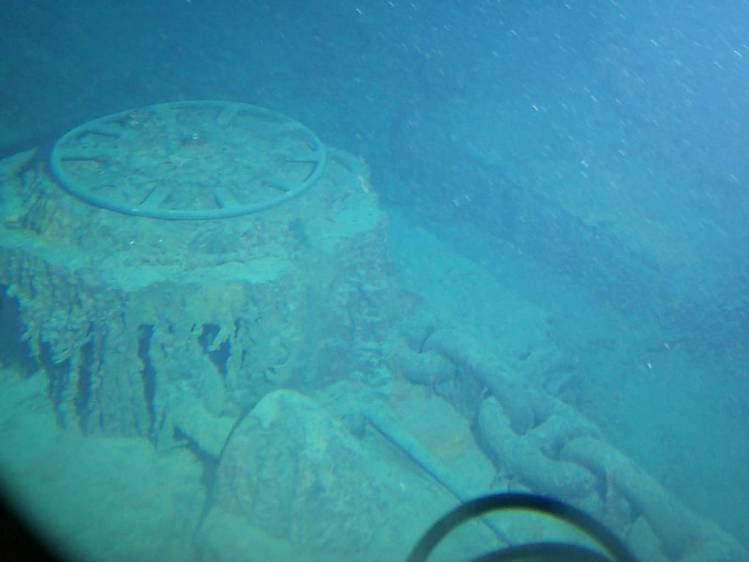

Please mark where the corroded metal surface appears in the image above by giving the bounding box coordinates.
[50,101,327,219]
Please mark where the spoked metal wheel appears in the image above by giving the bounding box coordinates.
[49,101,327,220]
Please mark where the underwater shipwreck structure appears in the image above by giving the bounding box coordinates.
[0,101,745,561]
[0,101,394,440]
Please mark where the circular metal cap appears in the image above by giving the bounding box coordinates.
[49,101,327,220]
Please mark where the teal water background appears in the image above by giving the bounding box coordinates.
[1,0,747,557]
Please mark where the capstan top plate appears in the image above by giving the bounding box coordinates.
[49,101,327,220]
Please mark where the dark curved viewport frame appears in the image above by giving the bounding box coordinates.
[406,493,638,562]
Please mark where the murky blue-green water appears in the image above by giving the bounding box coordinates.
[1,2,747,561]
